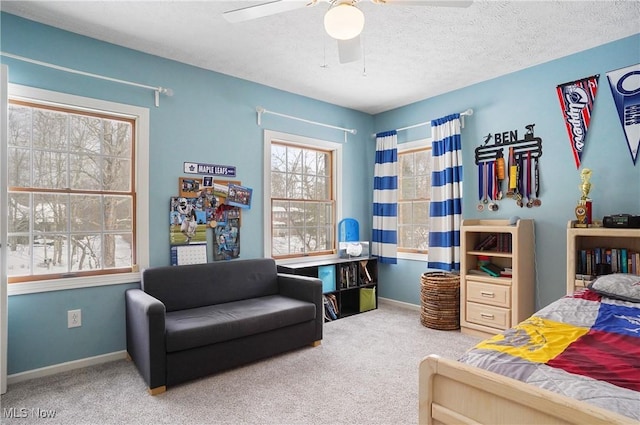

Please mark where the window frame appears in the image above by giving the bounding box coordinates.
[6,84,149,295]
[263,130,342,263]
[397,138,432,262]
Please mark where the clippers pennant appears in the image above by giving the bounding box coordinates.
[607,64,640,165]
[556,75,600,169]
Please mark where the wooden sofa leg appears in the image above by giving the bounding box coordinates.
[148,386,166,396]
[311,340,321,347]
[126,353,132,361]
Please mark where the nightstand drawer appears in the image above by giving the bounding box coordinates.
[466,281,511,308]
[466,302,510,330]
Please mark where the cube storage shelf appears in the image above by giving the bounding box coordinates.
[277,257,378,321]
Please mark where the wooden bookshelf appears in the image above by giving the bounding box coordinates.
[460,219,535,338]
[566,221,640,294]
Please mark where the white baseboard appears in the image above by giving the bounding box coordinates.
[6,301,417,386]
[7,350,127,385]
[378,296,420,311]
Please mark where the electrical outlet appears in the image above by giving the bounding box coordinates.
[67,309,81,328]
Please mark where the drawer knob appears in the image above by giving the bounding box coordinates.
[480,313,495,319]
[480,291,495,298]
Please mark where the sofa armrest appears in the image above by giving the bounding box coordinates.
[125,288,167,390]
[277,273,323,341]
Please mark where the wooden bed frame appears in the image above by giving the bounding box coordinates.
[419,355,636,425]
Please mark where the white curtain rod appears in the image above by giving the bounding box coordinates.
[373,108,474,137]
[0,51,174,107]
[256,106,357,143]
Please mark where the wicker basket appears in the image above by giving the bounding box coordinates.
[420,272,460,330]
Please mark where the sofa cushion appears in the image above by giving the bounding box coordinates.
[142,259,279,312]
[164,295,316,353]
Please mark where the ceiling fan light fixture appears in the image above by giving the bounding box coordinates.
[324,3,365,41]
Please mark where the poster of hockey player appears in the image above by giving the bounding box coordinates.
[170,197,207,245]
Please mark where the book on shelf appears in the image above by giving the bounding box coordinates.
[576,248,640,275]
[474,233,512,252]
[474,233,497,251]
[339,263,359,288]
[323,294,339,321]
[479,262,503,277]
[467,269,492,277]
[496,233,512,253]
[500,270,512,278]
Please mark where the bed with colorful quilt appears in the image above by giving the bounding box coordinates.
[419,273,640,425]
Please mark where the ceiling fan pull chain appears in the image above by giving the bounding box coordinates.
[362,34,367,76]
[321,42,328,68]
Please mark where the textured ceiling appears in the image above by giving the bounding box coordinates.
[2,1,639,114]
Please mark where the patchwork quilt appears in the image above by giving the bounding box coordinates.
[459,289,640,421]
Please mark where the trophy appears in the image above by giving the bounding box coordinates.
[575,168,593,225]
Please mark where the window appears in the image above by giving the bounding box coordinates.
[264,131,341,259]
[398,139,432,255]
[4,85,149,291]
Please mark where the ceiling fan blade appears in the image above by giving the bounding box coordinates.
[223,0,312,23]
[372,0,473,7]
[337,36,362,64]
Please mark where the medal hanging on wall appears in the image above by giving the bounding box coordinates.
[488,161,498,211]
[477,162,487,211]
[525,150,533,208]
[506,147,516,198]
[495,150,505,200]
[478,161,499,212]
[533,156,541,206]
[516,153,524,208]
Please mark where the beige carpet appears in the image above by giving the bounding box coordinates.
[0,302,480,425]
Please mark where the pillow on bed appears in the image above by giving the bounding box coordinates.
[587,273,640,302]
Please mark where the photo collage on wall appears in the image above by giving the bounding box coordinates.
[169,177,253,263]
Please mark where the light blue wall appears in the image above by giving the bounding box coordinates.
[2,12,639,375]
[7,284,138,370]
[374,33,640,309]
[1,13,374,374]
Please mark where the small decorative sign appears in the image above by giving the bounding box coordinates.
[184,162,236,177]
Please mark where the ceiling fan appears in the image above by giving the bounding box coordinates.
[223,0,473,64]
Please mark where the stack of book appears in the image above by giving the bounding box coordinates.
[479,262,503,277]
[474,233,512,252]
[500,267,513,278]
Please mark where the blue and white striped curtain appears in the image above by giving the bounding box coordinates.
[372,131,398,264]
[428,114,463,271]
